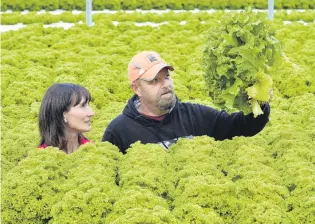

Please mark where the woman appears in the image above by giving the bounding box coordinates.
[38,83,94,154]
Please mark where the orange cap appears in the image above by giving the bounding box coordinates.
[128,51,174,84]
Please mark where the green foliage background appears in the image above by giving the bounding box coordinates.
[1,0,315,11]
[1,8,315,223]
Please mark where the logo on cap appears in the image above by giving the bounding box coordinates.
[147,55,158,62]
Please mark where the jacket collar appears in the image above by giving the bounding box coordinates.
[123,94,178,125]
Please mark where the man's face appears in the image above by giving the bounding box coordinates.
[136,68,176,111]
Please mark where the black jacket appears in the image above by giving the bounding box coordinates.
[102,95,270,153]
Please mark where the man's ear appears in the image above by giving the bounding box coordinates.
[131,81,141,96]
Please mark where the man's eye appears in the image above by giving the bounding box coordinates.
[150,78,158,84]
[165,74,170,79]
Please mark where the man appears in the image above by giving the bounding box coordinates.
[102,51,270,153]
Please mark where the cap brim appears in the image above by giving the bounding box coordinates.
[139,63,174,81]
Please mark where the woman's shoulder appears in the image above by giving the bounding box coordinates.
[79,137,91,145]
[38,143,47,148]
[38,137,91,150]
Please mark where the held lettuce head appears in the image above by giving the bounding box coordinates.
[203,9,281,117]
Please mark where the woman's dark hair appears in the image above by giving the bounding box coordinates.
[39,83,92,151]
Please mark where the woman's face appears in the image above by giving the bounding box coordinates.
[64,98,94,134]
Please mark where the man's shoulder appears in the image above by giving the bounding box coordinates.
[177,101,215,112]
[106,114,130,131]
[177,101,196,108]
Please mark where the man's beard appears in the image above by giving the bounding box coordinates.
[157,88,176,111]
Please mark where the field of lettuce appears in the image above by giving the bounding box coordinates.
[1,6,315,224]
[1,0,315,11]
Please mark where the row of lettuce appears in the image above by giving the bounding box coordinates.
[2,10,315,25]
[1,0,315,11]
[1,11,315,223]
[2,127,315,223]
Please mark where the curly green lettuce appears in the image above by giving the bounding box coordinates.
[203,9,281,117]
[247,70,273,117]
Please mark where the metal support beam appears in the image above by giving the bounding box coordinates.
[86,0,92,26]
[268,0,274,19]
